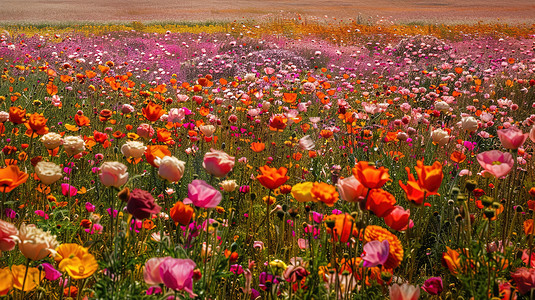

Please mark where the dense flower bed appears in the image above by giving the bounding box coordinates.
[0,24,534,299]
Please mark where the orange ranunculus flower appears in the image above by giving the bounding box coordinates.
[0,267,13,295]
[0,165,29,193]
[99,109,113,122]
[365,189,396,217]
[324,213,358,243]
[256,165,289,190]
[352,161,391,189]
[250,142,265,152]
[311,182,339,207]
[442,247,462,275]
[157,128,172,144]
[25,113,49,136]
[170,201,195,226]
[74,114,90,127]
[142,101,165,122]
[450,151,466,163]
[398,167,426,206]
[524,219,534,236]
[364,225,403,269]
[144,145,171,168]
[9,106,26,124]
[414,160,443,195]
[269,115,287,131]
[320,130,333,139]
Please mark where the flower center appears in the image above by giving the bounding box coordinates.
[492,161,502,165]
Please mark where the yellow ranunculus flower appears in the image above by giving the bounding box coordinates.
[55,244,98,279]
[291,182,315,203]
[269,259,287,270]
[12,265,43,291]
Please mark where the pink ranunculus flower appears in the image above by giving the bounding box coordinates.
[144,257,170,285]
[167,108,185,123]
[390,283,420,300]
[361,240,390,268]
[184,180,222,208]
[530,126,535,143]
[137,123,155,139]
[336,176,368,203]
[159,257,197,298]
[384,206,411,231]
[202,149,235,178]
[511,267,535,295]
[497,126,528,149]
[99,161,129,188]
[0,219,18,252]
[476,150,514,179]
[422,277,443,295]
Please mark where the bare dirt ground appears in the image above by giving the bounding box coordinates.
[0,0,534,24]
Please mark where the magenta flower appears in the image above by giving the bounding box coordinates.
[422,277,443,295]
[159,257,197,298]
[85,224,103,235]
[85,202,95,212]
[476,150,514,178]
[362,240,390,268]
[34,210,49,220]
[497,127,528,149]
[183,180,222,208]
[61,183,78,197]
[41,263,61,281]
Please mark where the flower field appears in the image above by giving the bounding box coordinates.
[0,20,535,299]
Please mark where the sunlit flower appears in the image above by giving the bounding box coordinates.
[364,225,403,269]
[13,223,58,261]
[54,243,98,279]
[257,166,289,190]
[352,161,391,189]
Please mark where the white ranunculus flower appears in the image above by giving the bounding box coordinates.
[434,101,450,111]
[63,136,85,156]
[99,162,129,188]
[40,132,63,150]
[35,161,62,185]
[121,140,146,159]
[244,73,256,82]
[461,116,478,132]
[298,135,315,151]
[0,111,9,122]
[430,128,450,146]
[199,125,216,137]
[220,179,237,192]
[12,223,59,261]
[155,156,185,183]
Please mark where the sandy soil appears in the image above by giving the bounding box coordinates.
[0,0,534,24]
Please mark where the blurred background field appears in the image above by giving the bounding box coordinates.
[1,0,535,25]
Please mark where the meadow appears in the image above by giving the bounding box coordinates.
[0,19,534,299]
